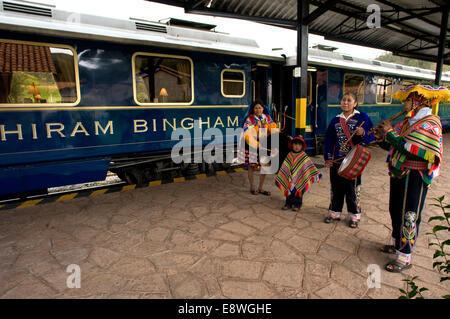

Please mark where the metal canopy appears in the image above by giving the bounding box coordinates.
[146,0,450,65]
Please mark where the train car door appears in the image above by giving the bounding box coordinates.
[251,62,271,105]
[307,68,319,155]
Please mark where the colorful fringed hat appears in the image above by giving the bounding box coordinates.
[288,136,307,151]
[393,84,450,104]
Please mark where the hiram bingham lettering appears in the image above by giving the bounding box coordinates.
[0,116,239,141]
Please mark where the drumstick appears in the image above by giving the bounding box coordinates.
[342,121,365,149]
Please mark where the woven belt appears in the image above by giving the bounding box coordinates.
[403,159,428,170]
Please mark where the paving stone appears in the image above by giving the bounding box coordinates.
[123,273,168,294]
[208,229,242,242]
[286,235,320,254]
[315,282,360,299]
[169,272,207,298]
[330,264,369,297]
[108,257,156,277]
[220,280,277,299]
[221,260,263,280]
[273,226,300,241]
[1,276,57,299]
[242,242,266,260]
[219,221,258,236]
[89,247,121,268]
[262,262,304,288]
[211,243,240,258]
[317,244,350,264]
[241,216,272,231]
[325,233,358,254]
[269,240,304,263]
[147,227,171,242]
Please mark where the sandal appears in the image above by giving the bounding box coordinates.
[250,189,258,195]
[292,206,301,212]
[380,245,396,254]
[385,260,412,273]
[349,220,359,228]
[281,205,290,210]
[324,216,340,223]
[258,190,271,196]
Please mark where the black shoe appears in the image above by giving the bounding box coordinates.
[324,216,340,223]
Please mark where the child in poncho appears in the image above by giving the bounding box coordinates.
[275,136,322,212]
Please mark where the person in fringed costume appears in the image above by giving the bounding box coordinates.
[323,92,375,228]
[275,136,322,212]
[373,84,449,273]
[238,100,278,195]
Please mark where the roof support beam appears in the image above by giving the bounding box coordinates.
[303,0,339,25]
[435,5,449,85]
[375,0,446,31]
[337,0,440,42]
[295,0,309,135]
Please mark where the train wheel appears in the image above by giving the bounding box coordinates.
[124,168,147,186]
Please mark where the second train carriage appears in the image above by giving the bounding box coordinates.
[0,0,449,198]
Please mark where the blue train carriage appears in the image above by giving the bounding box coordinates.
[283,47,450,153]
[0,1,284,198]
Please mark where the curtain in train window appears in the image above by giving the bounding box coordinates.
[134,54,192,104]
[0,41,77,105]
[221,70,245,97]
[343,74,364,104]
[376,78,392,103]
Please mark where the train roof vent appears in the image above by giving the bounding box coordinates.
[415,68,421,73]
[396,65,403,69]
[135,22,167,33]
[2,1,52,17]
[342,55,353,61]
[372,60,381,66]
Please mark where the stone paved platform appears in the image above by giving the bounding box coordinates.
[1,136,449,299]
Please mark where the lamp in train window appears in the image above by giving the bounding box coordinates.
[28,82,41,103]
[159,87,168,103]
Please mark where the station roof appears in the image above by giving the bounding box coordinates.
[147,0,450,65]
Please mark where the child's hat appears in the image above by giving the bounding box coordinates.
[288,136,306,151]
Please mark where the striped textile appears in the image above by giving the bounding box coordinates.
[338,145,371,180]
[237,113,276,167]
[389,114,442,184]
[275,151,321,198]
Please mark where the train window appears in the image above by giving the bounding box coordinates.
[0,40,79,106]
[376,78,392,104]
[133,53,193,105]
[343,74,364,104]
[221,69,245,98]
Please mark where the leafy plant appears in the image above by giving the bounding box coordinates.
[398,195,450,299]
[427,195,450,298]
[399,276,428,299]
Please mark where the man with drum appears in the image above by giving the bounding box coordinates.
[373,85,449,273]
[324,92,375,228]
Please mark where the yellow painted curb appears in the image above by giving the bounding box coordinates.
[18,199,44,208]
[121,185,136,191]
[149,180,162,187]
[90,189,108,197]
[56,193,78,201]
